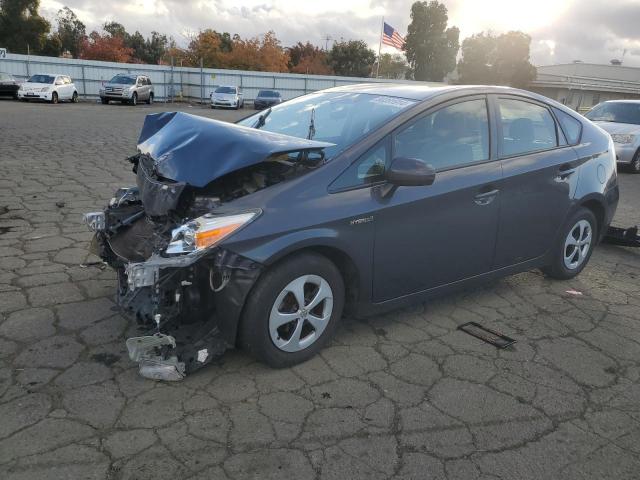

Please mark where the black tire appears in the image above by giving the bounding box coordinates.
[542,207,597,280]
[71,91,78,103]
[101,97,109,105]
[630,150,640,174]
[13,93,18,100]
[239,252,345,368]
[146,93,153,105]
[130,92,137,106]
[51,92,58,104]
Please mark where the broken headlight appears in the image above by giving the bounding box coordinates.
[165,211,259,255]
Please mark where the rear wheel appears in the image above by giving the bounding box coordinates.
[51,92,58,104]
[146,93,153,105]
[630,150,640,174]
[543,208,597,280]
[240,252,345,368]
[71,91,78,103]
[101,98,109,105]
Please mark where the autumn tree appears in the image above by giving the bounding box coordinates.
[288,42,332,74]
[186,29,227,67]
[328,40,376,77]
[56,6,86,57]
[80,31,133,62]
[377,53,408,79]
[0,0,52,54]
[457,31,536,88]
[404,0,459,81]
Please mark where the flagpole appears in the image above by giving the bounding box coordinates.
[376,16,384,78]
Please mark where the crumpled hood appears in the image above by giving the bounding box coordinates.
[592,121,640,136]
[137,112,334,188]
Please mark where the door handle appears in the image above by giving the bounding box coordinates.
[474,189,499,206]
[557,164,577,180]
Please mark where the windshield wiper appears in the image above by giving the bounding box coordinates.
[307,108,316,140]
[254,108,272,130]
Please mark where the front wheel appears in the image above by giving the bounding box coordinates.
[542,208,597,280]
[239,252,345,368]
[630,150,640,174]
[130,92,137,106]
[51,92,58,104]
[101,97,109,105]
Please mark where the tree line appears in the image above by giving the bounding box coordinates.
[0,0,537,87]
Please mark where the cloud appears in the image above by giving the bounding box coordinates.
[39,0,640,67]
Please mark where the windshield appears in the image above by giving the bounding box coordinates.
[586,102,640,125]
[215,86,237,94]
[238,92,416,158]
[258,90,279,98]
[28,75,55,84]
[110,75,136,85]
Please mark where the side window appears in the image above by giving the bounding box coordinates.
[330,138,390,191]
[65,76,72,84]
[498,98,558,156]
[394,99,489,171]
[553,108,582,145]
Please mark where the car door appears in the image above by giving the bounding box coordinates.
[64,76,74,99]
[369,96,502,302]
[491,95,579,268]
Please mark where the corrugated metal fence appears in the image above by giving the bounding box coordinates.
[1,53,442,103]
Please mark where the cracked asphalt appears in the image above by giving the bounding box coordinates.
[1,99,640,480]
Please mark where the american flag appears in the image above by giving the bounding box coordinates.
[382,22,405,50]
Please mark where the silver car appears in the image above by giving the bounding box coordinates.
[586,100,640,173]
[210,85,244,109]
[100,74,154,106]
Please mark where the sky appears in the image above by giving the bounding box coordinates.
[39,0,640,67]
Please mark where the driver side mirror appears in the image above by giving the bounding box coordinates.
[386,157,436,186]
[380,157,435,198]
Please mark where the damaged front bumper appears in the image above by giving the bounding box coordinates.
[85,194,262,381]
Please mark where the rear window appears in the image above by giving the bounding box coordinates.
[554,108,582,145]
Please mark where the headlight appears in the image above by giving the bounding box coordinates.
[165,211,259,255]
[611,134,636,144]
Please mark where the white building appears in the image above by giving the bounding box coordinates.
[529,62,640,113]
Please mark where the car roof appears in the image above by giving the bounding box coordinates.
[322,83,542,101]
[31,73,67,77]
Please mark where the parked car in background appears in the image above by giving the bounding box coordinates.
[254,89,283,110]
[211,85,244,109]
[585,100,640,173]
[99,74,154,106]
[17,74,78,104]
[85,84,618,380]
[0,72,20,99]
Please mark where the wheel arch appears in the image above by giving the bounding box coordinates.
[579,197,606,238]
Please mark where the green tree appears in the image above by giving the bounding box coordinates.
[457,31,537,88]
[328,40,376,77]
[0,0,51,54]
[377,53,408,79]
[404,0,459,81]
[56,6,86,57]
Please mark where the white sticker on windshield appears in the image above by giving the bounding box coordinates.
[369,96,415,108]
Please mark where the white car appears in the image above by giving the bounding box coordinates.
[18,73,78,104]
[210,85,244,109]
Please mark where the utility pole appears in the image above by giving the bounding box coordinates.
[322,35,333,51]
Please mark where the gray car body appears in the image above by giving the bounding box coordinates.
[587,100,640,164]
[100,74,153,103]
[215,84,618,321]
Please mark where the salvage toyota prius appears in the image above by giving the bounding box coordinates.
[84,84,619,380]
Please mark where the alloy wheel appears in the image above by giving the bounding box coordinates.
[564,219,592,270]
[269,274,333,352]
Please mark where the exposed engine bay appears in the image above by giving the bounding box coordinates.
[84,111,333,380]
